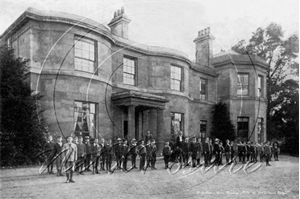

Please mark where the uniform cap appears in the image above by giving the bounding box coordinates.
[85,136,90,139]
[117,138,122,141]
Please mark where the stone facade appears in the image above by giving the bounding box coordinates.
[0,7,268,152]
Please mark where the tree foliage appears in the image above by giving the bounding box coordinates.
[231,23,299,147]
[210,102,236,143]
[0,46,47,166]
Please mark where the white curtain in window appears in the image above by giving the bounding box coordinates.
[74,110,79,132]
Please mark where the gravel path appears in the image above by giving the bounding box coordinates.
[0,155,298,199]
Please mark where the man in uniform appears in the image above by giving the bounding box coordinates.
[62,135,77,183]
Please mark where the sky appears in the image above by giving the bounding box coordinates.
[0,0,298,60]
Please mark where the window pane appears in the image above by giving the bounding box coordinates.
[74,36,96,74]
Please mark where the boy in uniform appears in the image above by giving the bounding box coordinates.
[114,138,123,169]
[122,139,129,171]
[99,138,106,171]
[105,140,113,172]
[62,136,77,183]
[130,139,138,169]
[163,141,172,169]
[190,136,198,167]
[45,135,55,174]
[84,136,92,172]
[273,142,280,161]
[264,141,271,166]
[196,137,203,166]
[209,138,213,164]
[145,140,152,168]
[92,138,101,174]
[138,140,147,170]
[182,137,190,166]
[225,139,231,164]
[214,138,220,166]
[150,139,157,169]
[203,137,210,167]
[76,136,86,174]
[53,136,63,176]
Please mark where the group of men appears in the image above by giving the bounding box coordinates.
[162,131,280,169]
[44,131,158,183]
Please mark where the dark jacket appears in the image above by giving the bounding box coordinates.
[114,144,123,157]
[189,142,198,154]
[150,145,157,157]
[53,142,63,156]
[138,145,146,155]
[77,143,86,157]
[182,142,190,153]
[129,144,137,155]
[163,146,172,156]
[203,143,210,154]
[225,144,231,153]
[214,144,220,154]
[85,142,92,155]
[122,144,129,157]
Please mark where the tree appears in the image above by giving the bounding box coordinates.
[270,79,299,155]
[0,45,47,166]
[210,102,236,143]
[231,23,299,140]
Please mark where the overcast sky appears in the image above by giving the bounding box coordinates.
[0,0,298,60]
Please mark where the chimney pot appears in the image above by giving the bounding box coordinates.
[204,28,207,35]
[114,11,117,18]
[121,7,124,14]
[208,27,210,34]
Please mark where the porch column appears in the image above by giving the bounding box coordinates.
[142,110,149,141]
[149,109,157,141]
[128,105,136,141]
[157,109,164,153]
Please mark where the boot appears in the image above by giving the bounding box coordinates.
[69,171,75,183]
[65,173,70,183]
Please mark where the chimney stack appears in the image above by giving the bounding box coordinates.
[193,27,215,68]
[108,7,131,39]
